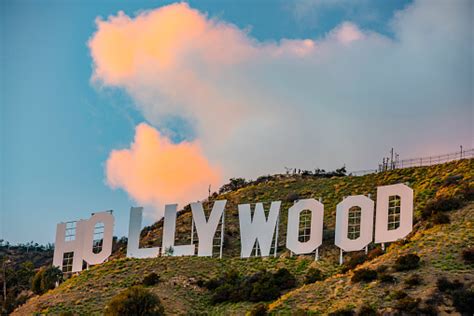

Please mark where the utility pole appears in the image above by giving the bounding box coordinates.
[460,145,463,159]
[390,148,394,170]
[2,259,9,304]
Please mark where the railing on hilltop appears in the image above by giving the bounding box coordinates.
[349,148,473,176]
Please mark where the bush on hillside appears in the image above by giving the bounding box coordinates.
[104,286,164,316]
[342,253,367,272]
[357,304,376,316]
[328,307,355,316]
[443,174,463,186]
[367,247,383,259]
[273,268,296,290]
[351,268,377,283]
[404,274,422,286]
[379,273,396,284]
[462,247,474,264]
[460,185,474,201]
[205,269,296,304]
[142,272,160,286]
[248,272,281,302]
[375,265,387,273]
[394,296,421,313]
[246,303,268,316]
[31,266,63,295]
[422,196,463,219]
[285,193,300,203]
[432,212,450,224]
[218,178,248,194]
[452,288,474,315]
[394,254,420,271]
[435,277,474,314]
[304,267,324,284]
[436,277,463,293]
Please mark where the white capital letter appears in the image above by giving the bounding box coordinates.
[335,195,374,252]
[162,204,195,256]
[191,200,226,257]
[82,212,114,265]
[127,207,160,259]
[238,201,280,258]
[286,199,324,255]
[375,183,413,243]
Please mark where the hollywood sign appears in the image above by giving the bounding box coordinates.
[53,183,413,273]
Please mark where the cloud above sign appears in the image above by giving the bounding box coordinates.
[90,1,472,215]
[106,123,221,215]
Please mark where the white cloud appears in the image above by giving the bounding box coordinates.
[90,0,472,186]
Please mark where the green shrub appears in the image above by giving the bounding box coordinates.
[452,288,474,315]
[246,303,267,316]
[351,268,377,283]
[435,278,474,314]
[443,175,463,186]
[436,277,463,293]
[142,272,160,286]
[375,265,387,273]
[432,212,450,224]
[249,272,280,302]
[462,247,474,264]
[391,290,407,300]
[104,286,164,316]
[342,253,367,272]
[31,266,63,295]
[328,307,355,316]
[379,273,396,283]
[394,253,420,271]
[394,296,421,313]
[207,269,297,304]
[461,185,474,201]
[404,274,422,286]
[422,196,463,219]
[356,304,376,316]
[273,268,296,290]
[304,267,323,284]
[367,247,383,260]
[417,304,438,316]
[285,193,300,203]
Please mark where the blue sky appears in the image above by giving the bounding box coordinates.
[1,0,472,244]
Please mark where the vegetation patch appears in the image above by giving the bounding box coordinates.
[303,267,324,284]
[351,268,377,283]
[31,266,63,295]
[404,274,422,287]
[203,268,296,304]
[394,253,420,271]
[378,273,396,284]
[246,303,268,316]
[142,272,160,286]
[342,253,367,273]
[104,286,164,316]
[462,247,474,264]
[436,277,474,315]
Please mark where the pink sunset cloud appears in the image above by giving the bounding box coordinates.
[106,123,221,216]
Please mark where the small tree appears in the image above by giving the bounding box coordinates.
[304,267,323,284]
[31,266,62,295]
[394,254,420,271]
[142,273,160,286]
[104,286,164,316]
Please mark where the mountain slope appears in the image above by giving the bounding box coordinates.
[13,159,473,315]
[269,203,474,314]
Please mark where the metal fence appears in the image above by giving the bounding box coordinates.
[350,148,473,176]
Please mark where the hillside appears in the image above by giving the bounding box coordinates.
[13,159,474,315]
